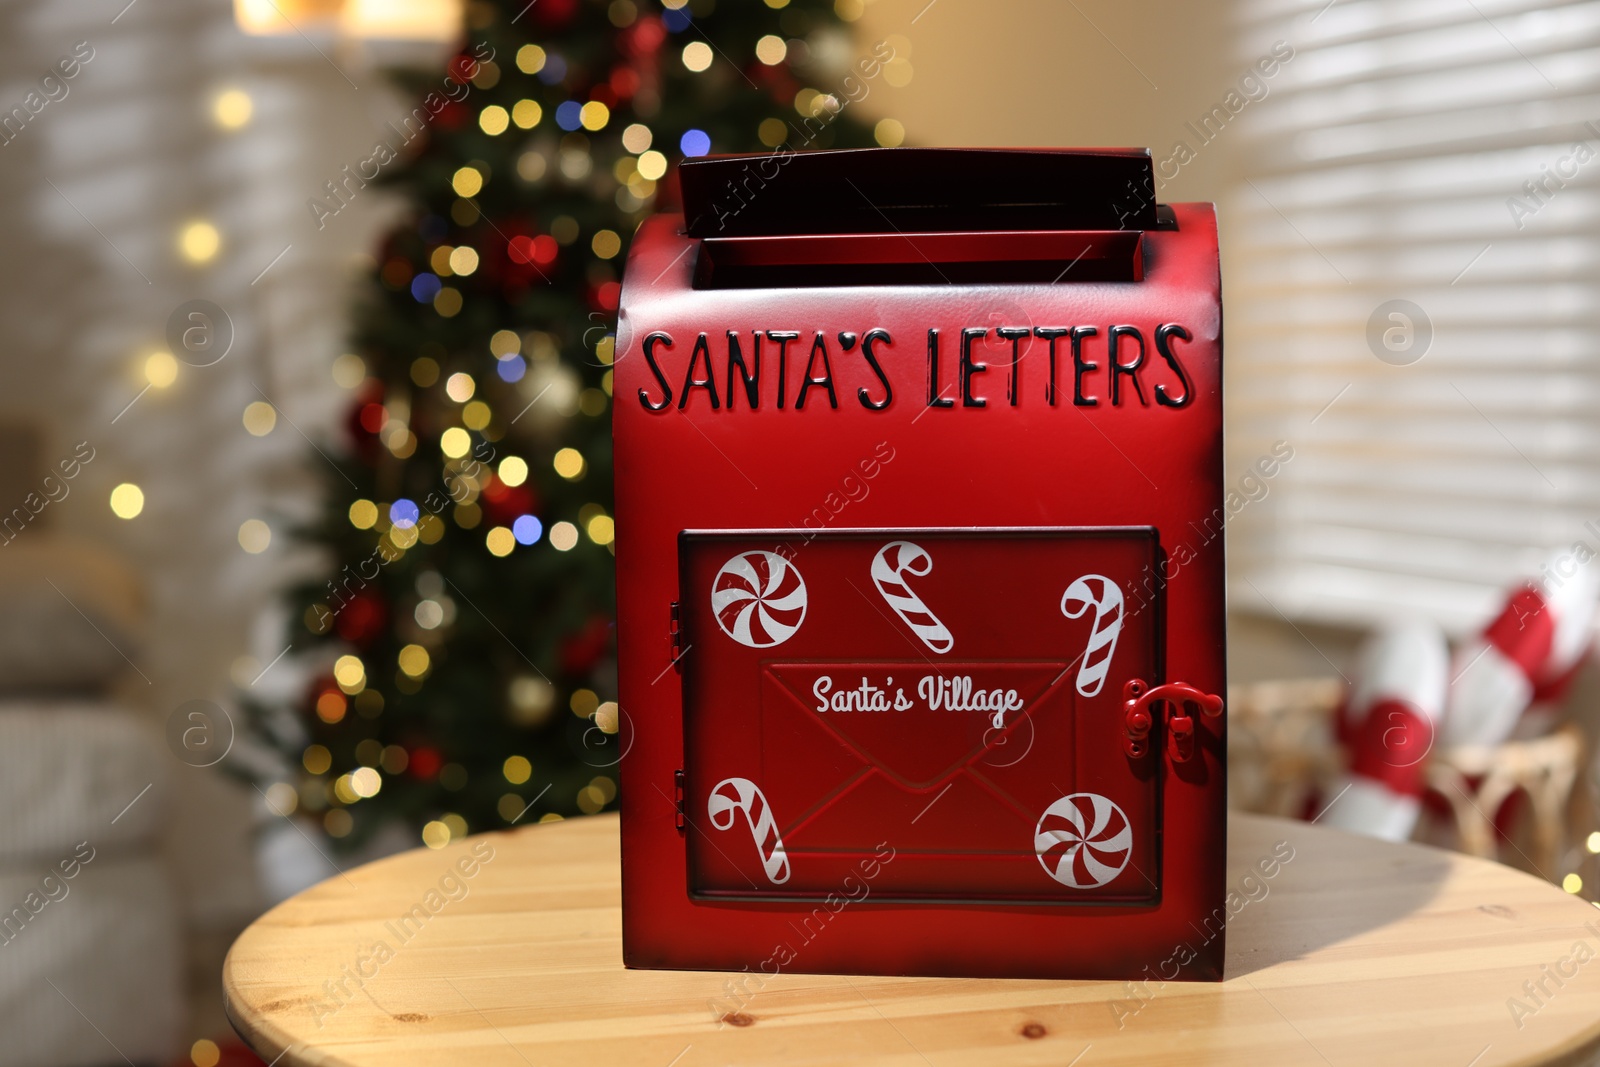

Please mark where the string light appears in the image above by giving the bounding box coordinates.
[479,105,509,135]
[145,351,178,388]
[513,515,543,545]
[553,447,586,480]
[315,690,346,723]
[398,643,431,677]
[490,329,520,358]
[238,519,271,553]
[110,483,144,519]
[179,221,220,263]
[486,526,515,556]
[512,100,542,128]
[499,456,529,486]
[755,35,787,65]
[621,123,652,153]
[503,755,532,784]
[591,230,621,259]
[422,820,451,849]
[415,600,445,629]
[516,44,546,74]
[303,744,332,774]
[446,372,476,401]
[758,117,788,147]
[875,118,906,147]
[349,499,378,529]
[451,166,484,197]
[331,353,366,388]
[440,427,471,458]
[681,41,713,72]
[263,782,298,816]
[550,521,579,551]
[580,101,611,131]
[449,246,479,275]
[333,654,366,693]
[243,400,276,435]
[680,129,711,157]
[586,514,615,546]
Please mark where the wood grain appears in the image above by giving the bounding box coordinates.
[224,813,1600,1066]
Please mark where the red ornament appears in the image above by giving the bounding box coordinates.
[479,475,536,528]
[531,0,579,29]
[409,746,442,780]
[609,66,641,100]
[621,15,666,58]
[591,280,622,312]
[334,590,389,648]
[343,379,384,462]
[435,101,468,131]
[508,234,559,267]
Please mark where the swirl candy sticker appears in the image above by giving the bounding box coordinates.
[711,550,808,649]
[1034,792,1133,889]
[1061,574,1125,697]
[871,540,954,654]
[707,777,791,885]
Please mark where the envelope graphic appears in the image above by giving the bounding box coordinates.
[680,528,1161,905]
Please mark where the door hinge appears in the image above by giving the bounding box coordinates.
[673,769,686,832]
[668,600,684,668]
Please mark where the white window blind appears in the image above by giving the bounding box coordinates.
[1226,0,1600,634]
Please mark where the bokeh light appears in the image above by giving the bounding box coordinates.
[110,483,144,519]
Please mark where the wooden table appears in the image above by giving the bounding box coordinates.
[225,813,1600,1066]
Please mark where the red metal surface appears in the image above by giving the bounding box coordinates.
[613,148,1226,981]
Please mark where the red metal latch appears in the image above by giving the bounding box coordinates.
[1122,679,1224,763]
[674,769,686,832]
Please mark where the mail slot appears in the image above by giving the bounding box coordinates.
[613,148,1227,981]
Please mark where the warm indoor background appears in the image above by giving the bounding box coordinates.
[4,0,1597,1063]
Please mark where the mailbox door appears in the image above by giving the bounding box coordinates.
[680,527,1162,905]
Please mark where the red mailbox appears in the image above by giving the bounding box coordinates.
[613,148,1226,981]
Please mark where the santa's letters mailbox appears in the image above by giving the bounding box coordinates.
[612,148,1227,981]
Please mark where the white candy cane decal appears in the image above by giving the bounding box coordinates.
[707,777,790,885]
[1061,575,1124,697]
[871,541,954,654]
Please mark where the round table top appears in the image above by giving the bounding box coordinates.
[225,812,1600,1067]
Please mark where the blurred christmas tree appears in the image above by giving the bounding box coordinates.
[244,0,882,851]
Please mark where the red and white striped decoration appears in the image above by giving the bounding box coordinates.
[1060,574,1125,697]
[1034,792,1133,888]
[711,551,808,650]
[1441,549,1600,749]
[707,777,790,885]
[870,540,954,654]
[1324,619,1449,842]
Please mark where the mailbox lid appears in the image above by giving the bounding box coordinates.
[680,527,1162,905]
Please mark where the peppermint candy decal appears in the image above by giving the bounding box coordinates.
[1034,792,1133,889]
[711,550,807,649]
[707,777,791,885]
[871,540,954,654]
[1061,574,1124,697]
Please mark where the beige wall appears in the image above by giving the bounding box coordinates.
[854,0,1240,203]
